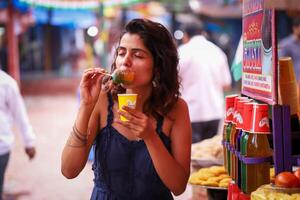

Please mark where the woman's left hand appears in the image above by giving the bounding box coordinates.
[115,106,155,140]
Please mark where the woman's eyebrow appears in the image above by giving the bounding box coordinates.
[118,46,149,54]
[131,48,149,54]
[117,46,125,51]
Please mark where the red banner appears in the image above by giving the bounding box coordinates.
[241,0,277,105]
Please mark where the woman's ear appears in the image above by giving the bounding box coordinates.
[152,70,160,88]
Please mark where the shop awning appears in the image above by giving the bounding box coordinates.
[16,0,100,10]
[11,0,146,28]
[32,7,97,28]
[15,0,145,10]
[102,0,144,7]
[11,0,99,28]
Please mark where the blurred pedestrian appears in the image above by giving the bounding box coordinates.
[278,17,300,81]
[61,18,192,199]
[0,68,36,199]
[178,22,232,143]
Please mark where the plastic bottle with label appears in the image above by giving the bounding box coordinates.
[240,102,254,193]
[230,97,248,182]
[232,99,249,184]
[244,103,273,194]
[223,95,238,174]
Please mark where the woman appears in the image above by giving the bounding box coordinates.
[61,18,191,200]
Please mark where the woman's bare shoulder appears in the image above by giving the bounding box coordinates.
[171,97,188,113]
[167,97,189,120]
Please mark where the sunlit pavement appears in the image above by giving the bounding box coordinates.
[4,92,192,200]
[4,95,93,200]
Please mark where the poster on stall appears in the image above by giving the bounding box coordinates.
[241,0,277,105]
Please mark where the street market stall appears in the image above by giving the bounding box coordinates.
[226,0,300,199]
[189,0,300,199]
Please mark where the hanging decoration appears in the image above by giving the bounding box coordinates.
[102,0,144,8]
[18,0,100,10]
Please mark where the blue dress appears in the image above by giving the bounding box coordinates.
[90,94,174,200]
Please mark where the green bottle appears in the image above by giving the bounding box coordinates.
[224,95,238,174]
[240,102,254,193]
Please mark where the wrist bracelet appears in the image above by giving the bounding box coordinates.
[71,127,87,144]
[67,137,86,148]
[73,125,88,141]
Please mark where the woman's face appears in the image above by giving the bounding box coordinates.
[115,33,154,89]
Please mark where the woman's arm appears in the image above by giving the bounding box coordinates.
[61,68,106,179]
[61,102,98,179]
[144,98,192,195]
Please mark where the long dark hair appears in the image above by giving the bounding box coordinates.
[111,18,180,119]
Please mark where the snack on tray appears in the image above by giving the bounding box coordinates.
[189,173,204,185]
[251,184,300,200]
[218,178,231,188]
[209,166,227,176]
[219,181,230,188]
[188,165,231,188]
[207,176,226,183]
[202,180,219,187]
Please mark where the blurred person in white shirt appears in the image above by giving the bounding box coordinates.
[0,68,36,198]
[178,22,232,143]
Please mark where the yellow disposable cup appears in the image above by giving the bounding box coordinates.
[117,94,138,121]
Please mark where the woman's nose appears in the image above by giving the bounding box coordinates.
[122,53,132,68]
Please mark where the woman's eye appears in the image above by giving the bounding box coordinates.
[134,53,143,58]
[117,49,126,56]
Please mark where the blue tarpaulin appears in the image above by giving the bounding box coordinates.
[1,0,98,28]
[0,1,7,9]
[0,0,29,12]
[32,7,97,28]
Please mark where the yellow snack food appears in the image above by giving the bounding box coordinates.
[218,181,230,188]
[207,176,224,183]
[202,180,219,187]
[291,193,300,200]
[218,174,230,179]
[188,175,204,185]
[188,166,231,188]
[198,168,213,174]
[209,166,226,175]
[196,173,215,181]
[251,184,300,200]
[219,177,232,184]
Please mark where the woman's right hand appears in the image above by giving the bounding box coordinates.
[79,67,106,106]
